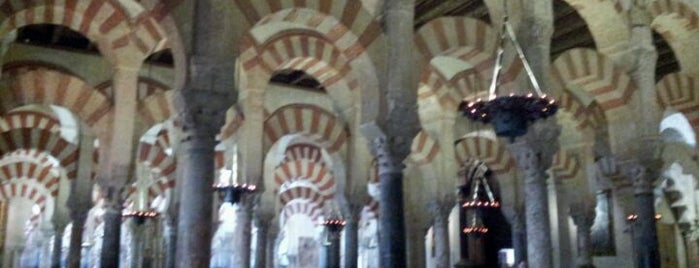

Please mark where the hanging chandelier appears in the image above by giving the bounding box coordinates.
[322,218,347,233]
[458,3,558,142]
[213,183,257,204]
[626,213,662,222]
[459,161,499,236]
[122,210,159,225]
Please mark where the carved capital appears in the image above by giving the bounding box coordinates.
[427,199,454,224]
[174,89,231,141]
[596,156,629,188]
[507,120,560,175]
[569,202,596,229]
[372,136,409,175]
[620,161,655,194]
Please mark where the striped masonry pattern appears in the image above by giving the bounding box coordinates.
[0,66,111,127]
[234,0,381,49]
[0,180,51,212]
[274,158,335,197]
[282,143,324,164]
[454,136,513,175]
[264,104,347,153]
[0,110,61,134]
[557,90,607,131]
[410,131,440,166]
[219,107,245,140]
[552,48,636,111]
[0,161,61,196]
[648,0,699,30]
[0,128,78,179]
[282,200,323,223]
[656,72,699,133]
[551,150,581,180]
[279,186,326,206]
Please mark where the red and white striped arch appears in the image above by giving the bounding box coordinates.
[233,0,381,50]
[415,17,496,111]
[264,104,347,153]
[274,158,335,197]
[454,136,513,175]
[138,82,175,127]
[282,143,324,164]
[220,107,245,140]
[0,66,112,129]
[559,0,627,55]
[281,200,323,224]
[125,176,174,209]
[551,150,581,180]
[0,110,61,134]
[557,90,607,131]
[241,32,358,91]
[279,186,326,206]
[138,127,176,178]
[552,48,636,111]
[0,128,79,179]
[0,0,125,61]
[648,0,699,74]
[410,131,440,166]
[0,179,53,213]
[0,161,60,196]
[657,72,699,133]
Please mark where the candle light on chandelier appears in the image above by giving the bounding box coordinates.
[458,1,558,142]
[626,213,662,222]
[122,210,159,225]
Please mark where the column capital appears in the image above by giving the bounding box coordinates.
[174,89,232,140]
[427,199,454,224]
[507,120,561,174]
[569,202,596,229]
[620,160,656,194]
[371,135,409,175]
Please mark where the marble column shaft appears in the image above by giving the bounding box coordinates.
[508,140,556,268]
[406,225,427,268]
[67,212,87,268]
[570,203,595,268]
[624,163,660,268]
[164,218,177,268]
[253,217,269,268]
[324,230,342,268]
[101,198,123,268]
[51,228,64,268]
[234,200,254,268]
[430,201,452,268]
[174,89,228,267]
[344,212,360,268]
[265,225,279,268]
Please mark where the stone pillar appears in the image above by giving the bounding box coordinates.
[265,224,279,268]
[507,123,560,268]
[504,206,527,265]
[429,200,452,268]
[374,0,418,264]
[233,199,254,268]
[66,211,88,268]
[174,89,228,267]
[343,203,362,268]
[129,222,145,268]
[323,226,343,268]
[570,202,595,268]
[51,227,64,268]
[163,216,177,268]
[623,163,660,268]
[100,192,124,268]
[253,212,272,268]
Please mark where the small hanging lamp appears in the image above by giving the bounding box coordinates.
[458,1,558,142]
[213,144,257,204]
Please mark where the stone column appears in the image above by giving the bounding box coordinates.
[174,89,228,267]
[265,224,279,268]
[504,206,527,265]
[343,203,362,268]
[233,198,254,268]
[67,125,94,268]
[429,200,452,268]
[507,123,560,268]
[66,211,88,268]
[51,227,65,268]
[163,215,177,268]
[100,185,125,268]
[570,202,596,268]
[323,225,343,268]
[622,162,660,268]
[374,0,418,264]
[129,222,145,268]
[253,212,272,268]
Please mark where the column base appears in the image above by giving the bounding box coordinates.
[454,259,481,268]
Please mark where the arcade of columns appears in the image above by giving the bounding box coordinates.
[0,0,698,267]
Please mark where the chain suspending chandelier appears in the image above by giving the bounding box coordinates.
[460,162,499,236]
[459,1,558,142]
